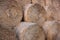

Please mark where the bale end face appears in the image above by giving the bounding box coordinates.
[16,22,45,40]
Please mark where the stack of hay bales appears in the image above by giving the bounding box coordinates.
[23,0,60,40]
[0,0,60,40]
[16,22,45,40]
[24,0,60,40]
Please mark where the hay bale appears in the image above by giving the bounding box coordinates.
[0,27,17,40]
[32,0,55,21]
[16,22,45,40]
[0,0,23,28]
[32,0,60,21]
[42,21,60,40]
[44,0,60,21]
[24,3,47,26]
[51,0,60,21]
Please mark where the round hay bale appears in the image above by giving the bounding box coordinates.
[51,0,60,21]
[0,0,23,29]
[16,22,45,40]
[42,21,60,40]
[45,0,60,21]
[24,3,47,26]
